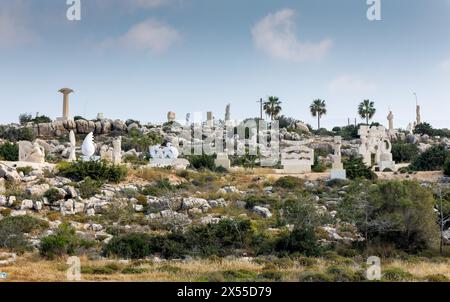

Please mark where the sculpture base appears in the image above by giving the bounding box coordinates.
[330,169,347,180]
[379,161,396,172]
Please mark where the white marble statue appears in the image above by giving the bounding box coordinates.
[330,136,346,180]
[81,132,96,161]
[112,137,122,165]
[68,130,76,162]
[358,125,396,171]
[18,141,45,163]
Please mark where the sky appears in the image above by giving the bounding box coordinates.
[0,0,449,129]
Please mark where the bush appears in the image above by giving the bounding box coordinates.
[337,125,359,140]
[274,176,304,189]
[299,272,333,282]
[122,128,163,152]
[413,123,434,136]
[0,142,19,161]
[0,127,35,142]
[244,195,278,210]
[382,267,414,281]
[16,166,33,176]
[103,233,152,259]
[57,160,127,183]
[103,219,254,259]
[275,228,321,257]
[344,156,377,180]
[444,157,450,176]
[189,154,216,171]
[423,274,449,282]
[339,180,439,253]
[39,224,94,259]
[410,145,449,171]
[392,143,419,163]
[44,188,64,202]
[78,177,102,198]
[0,216,49,253]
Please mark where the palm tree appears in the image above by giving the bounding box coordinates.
[310,99,327,129]
[263,96,282,120]
[358,100,376,125]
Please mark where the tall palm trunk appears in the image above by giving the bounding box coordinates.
[317,115,320,129]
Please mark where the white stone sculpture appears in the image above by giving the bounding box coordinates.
[149,143,187,169]
[280,145,314,174]
[112,137,122,165]
[81,132,96,161]
[330,136,346,180]
[18,141,45,163]
[68,130,76,162]
[358,125,396,171]
[215,152,231,170]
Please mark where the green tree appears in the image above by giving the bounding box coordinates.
[263,96,282,120]
[358,100,376,125]
[310,99,327,129]
[338,180,439,252]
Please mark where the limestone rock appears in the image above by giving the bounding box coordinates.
[20,199,34,210]
[253,206,272,218]
[181,197,210,211]
[26,184,50,196]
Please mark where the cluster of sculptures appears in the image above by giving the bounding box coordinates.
[358,125,396,171]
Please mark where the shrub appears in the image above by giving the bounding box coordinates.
[344,156,377,180]
[122,128,163,152]
[140,179,174,197]
[382,267,414,281]
[78,177,102,198]
[103,219,254,259]
[44,188,64,203]
[339,180,439,253]
[299,272,333,282]
[0,216,49,253]
[392,143,419,163]
[337,125,359,140]
[0,142,19,161]
[413,122,434,136]
[189,154,216,171]
[326,265,362,282]
[244,195,278,209]
[57,160,127,183]
[411,145,449,171]
[16,166,33,176]
[39,224,94,259]
[444,157,450,176]
[0,127,35,142]
[274,176,303,189]
[423,274,449,282]
[275,228,320,257]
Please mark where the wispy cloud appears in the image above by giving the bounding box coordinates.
[329,75,376,95]
[251,8,332,62]
[102,18,181,54]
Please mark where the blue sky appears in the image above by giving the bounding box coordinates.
[0,0,449,129]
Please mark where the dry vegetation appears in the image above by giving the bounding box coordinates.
[2,252,450,282]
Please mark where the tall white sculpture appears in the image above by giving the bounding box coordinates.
[68,130,76,162]
[81,132,96,161]
[330,136,346,180]
[149,143,188,169]
[112,137,122,165]
[281,145,314,174]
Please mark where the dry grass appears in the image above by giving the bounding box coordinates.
[2,252,450,282]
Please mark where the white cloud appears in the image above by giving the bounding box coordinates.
[251,8,332,62]
[105,19,181,54]
[329,75,377,95]
[0,1,36,48]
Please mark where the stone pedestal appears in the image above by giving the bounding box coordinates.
[215,153,230,169]
[330,169,347,180]
[379,161,395,172]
